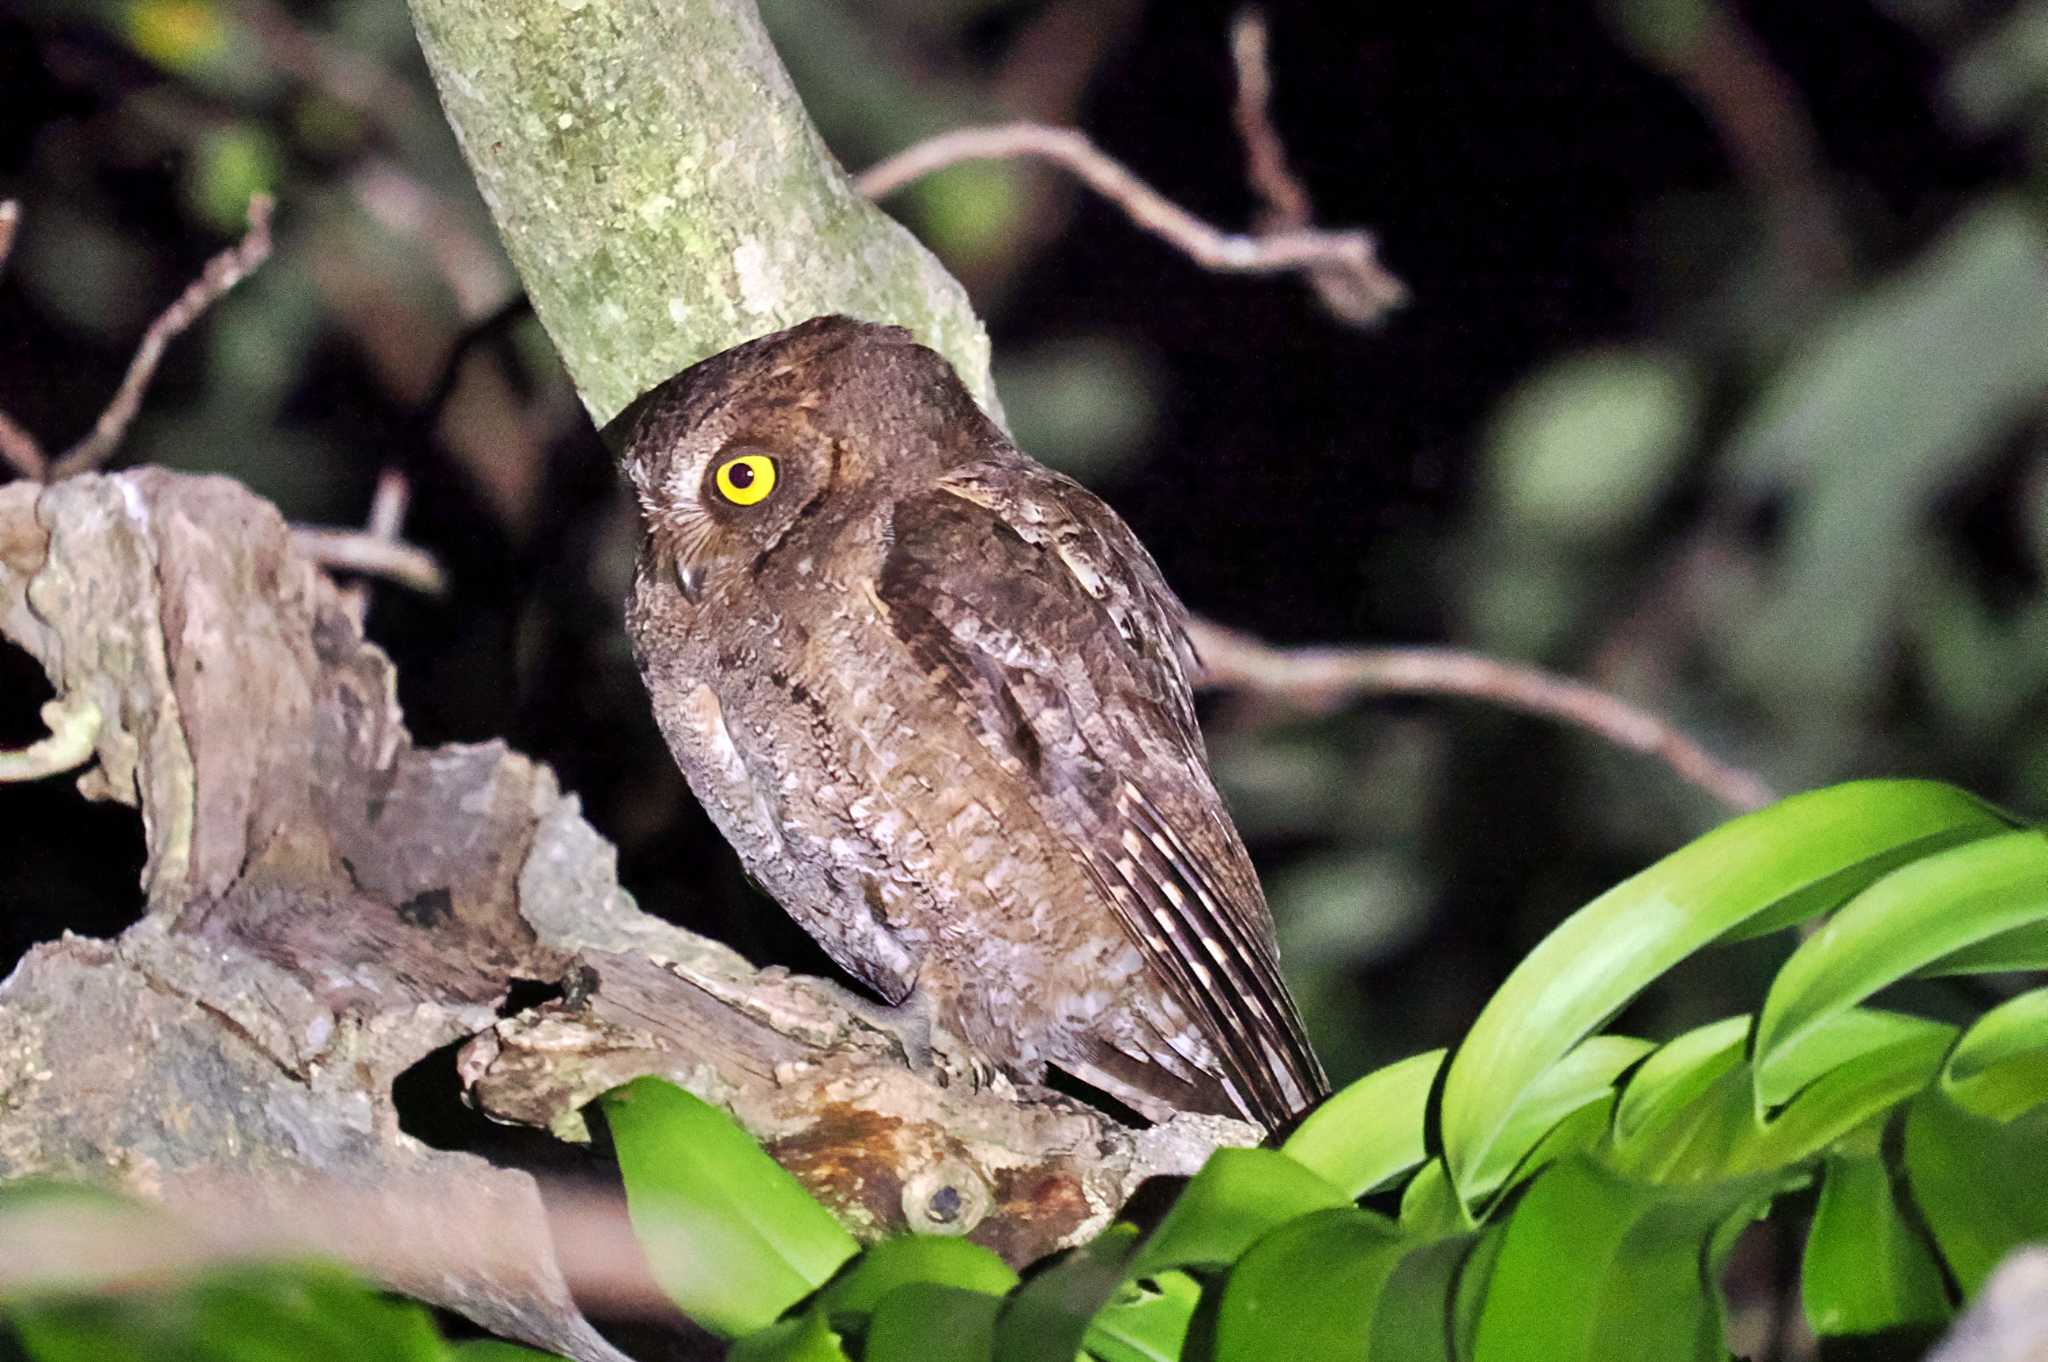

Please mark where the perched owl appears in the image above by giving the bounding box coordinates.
[617,315,1326,1131]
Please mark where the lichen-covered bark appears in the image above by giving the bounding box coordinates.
[404,0,996,426]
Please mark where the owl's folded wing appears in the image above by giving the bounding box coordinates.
[875,457,1327,1129]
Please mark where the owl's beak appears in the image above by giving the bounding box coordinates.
[675,559,706,603]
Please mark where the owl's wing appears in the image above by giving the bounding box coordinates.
[877,457,1327,1129]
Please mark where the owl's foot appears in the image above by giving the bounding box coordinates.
[823,981,996,1092]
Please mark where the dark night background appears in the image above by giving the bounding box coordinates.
[4,0,2045,1100]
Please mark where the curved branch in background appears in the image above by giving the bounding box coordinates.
[856,60,1405,329]
[48,195,276,480]
[857,122,1404,325]
[1187,618,1775,813]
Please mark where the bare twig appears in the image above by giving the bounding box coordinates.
[1229,11,1313,233]
[856,122,1404,325]
[0,696,102,783]
[1641,9,1849,289]
[298,465,444,625]
[0,408,47,482]
[0,199,20,280]
[291,524,446,599]
[49,194,277,480]
[1187,618,1775,813]
[0,201,52,482]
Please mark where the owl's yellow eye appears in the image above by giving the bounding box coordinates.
[713,453,778,506]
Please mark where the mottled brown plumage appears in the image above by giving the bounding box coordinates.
[616,316,1326,1130]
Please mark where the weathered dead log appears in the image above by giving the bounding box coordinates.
[0,470,1249,1360]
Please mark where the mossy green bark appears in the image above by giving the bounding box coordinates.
[405,0,995,426]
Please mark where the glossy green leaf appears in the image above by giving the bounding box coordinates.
[1398,1160,1472,1238]
[816,1236,1017,1322]
[1471,1160,1782,1362]
[1366,1235,1472,1362]
[1610,1019,1749,1150]
[1083,1270,1200,1362]
[1801,1156,1950,1337]
[448,1346,571,1361]
[7,1262,444,1362]
[1282,1049,1445,1197]
[1128,1149,1349,1277]
[730,1310,851,1362]
[1728,1016,1953,1175]
[1439,780,2008,1204]
[1945,986,2048,1121]
[600,1077,857,1337]
[1924,918,2048,974]
[1449,1223,1508,1362]
[1904,1088,2048,1295]
[1464,1037,1650,1205]
[1754,830,2048,1107]
[864,1284,1001,1362]
[993,1224,1141,1362]
[1208,1209,1407,1361]
[1606,1011,1949,1184]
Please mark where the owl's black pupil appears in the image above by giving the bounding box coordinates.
[728,462,756,490]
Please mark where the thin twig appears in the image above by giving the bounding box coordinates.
[0,199,20,280]
[1229,11,1312,232]
[856,122,1404,325]
[0,201,51,481]
[0,697,102,784]
[291,522,447,598]
[1187,618,1774,813]
[49,194,277,480]
[0,408,47,482]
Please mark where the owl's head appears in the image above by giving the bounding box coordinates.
[614,315,990,602]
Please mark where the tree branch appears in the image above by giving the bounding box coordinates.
[403,0,996,425]
[0,472,1243,1362]
[48,195,275,480]
[1188,619,1774,813]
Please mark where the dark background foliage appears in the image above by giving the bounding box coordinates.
[4,0,2042,1089]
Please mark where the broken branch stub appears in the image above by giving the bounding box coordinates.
[0,470,1245,1358]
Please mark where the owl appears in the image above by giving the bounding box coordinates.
[617,315,1326,1131]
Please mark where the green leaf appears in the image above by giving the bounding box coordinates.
[1728,1015,1953,1175]
[1449,1223,1508,1362]
[448,1346,572,1361]
[1944,986,2048,1121]
[1367,1236,1473,1362]
[1753,830,2048,1107]
[993,1224,1141,1362]
[1904,1088,2048,1295]
[1801,1156,1951,1337]
[1607,1011,1950,1184]
[730,1310,852,1362]
[1610,1018,1749,1149]
[1083,1270,1200,1362]
[1282,1049,1445,1197]
[1207,1209,1407,1361]
[816,1237,1017,1323]
[864,1284,1002,1362]
[1925,918,2048,974]
[599,1077,858,1337]
[1439,780,2009,1205]
[1464,1037,1651,1205]
[1481,348,1702,545]
[1470,1160,1782,1362]
[7,1262,444,1362]
[1128,1149,1350,1277]
[1398,1160,1472,1238]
